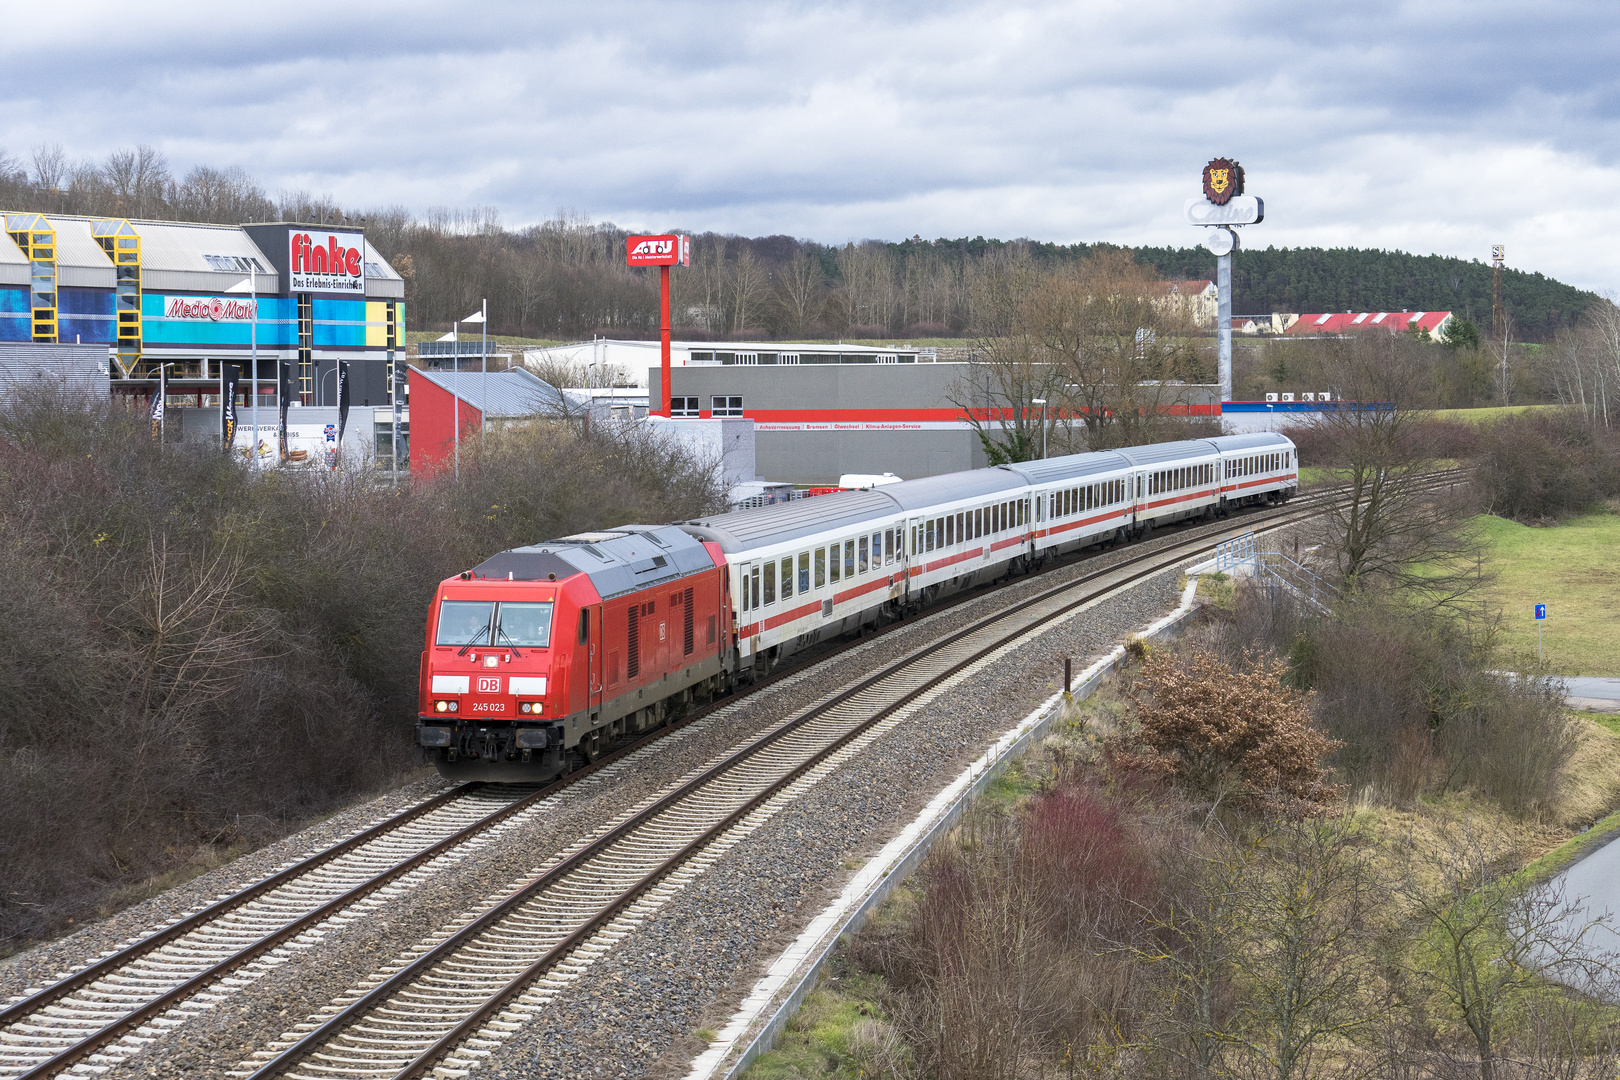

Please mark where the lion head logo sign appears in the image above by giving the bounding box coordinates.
[1202,158,1244,206]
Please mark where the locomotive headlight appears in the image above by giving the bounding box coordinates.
[519,702,532,714]
[448,700,459,713]
[434,700,448,713]
[483,654,500,669]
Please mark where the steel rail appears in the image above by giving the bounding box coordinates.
[244,506,1332,1080]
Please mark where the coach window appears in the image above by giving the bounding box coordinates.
[781,559,793,601]
[925,519,935,552]
[844,540,855,577]
[858,536,869,573]
[763,561,776,605]
[944,515,953,546]
[750,565,761,610]
[883,529,893,564]
[799,552,810,593]
[871,531,882,567]
[815,548,826,588]
[829,544,841,582]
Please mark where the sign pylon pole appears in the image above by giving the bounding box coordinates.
[1217,250,1232,402]
[660,265,671,417]
[625,234,688,419]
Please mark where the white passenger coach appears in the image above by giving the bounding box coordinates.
[678,432,1297,675]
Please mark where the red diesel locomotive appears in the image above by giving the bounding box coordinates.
[416,525,732,781]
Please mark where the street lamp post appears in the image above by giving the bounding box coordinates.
[1031,397,1047,459]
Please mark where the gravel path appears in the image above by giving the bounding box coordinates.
[11,521,1208,1080]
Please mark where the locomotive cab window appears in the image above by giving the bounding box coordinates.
[578,609,590,644]
[436,600,493,647]
[496,602,555,648]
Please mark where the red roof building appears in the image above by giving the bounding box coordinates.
[406,366,565,475]
[1283,310,1453,341]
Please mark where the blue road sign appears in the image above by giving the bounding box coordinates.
[1535,604,1546,620]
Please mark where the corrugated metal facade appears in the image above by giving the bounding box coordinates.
[0,343,109,399]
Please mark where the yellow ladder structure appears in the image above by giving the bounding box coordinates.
[6,214,57,343]
[92,219,142,376]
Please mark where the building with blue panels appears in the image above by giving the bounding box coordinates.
[0,214,406,409]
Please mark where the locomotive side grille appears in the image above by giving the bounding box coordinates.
[626,605,640,679]
[683,587,695,656]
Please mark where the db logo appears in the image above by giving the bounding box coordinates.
[476,676,501,694]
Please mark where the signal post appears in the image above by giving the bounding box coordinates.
[625,234,691,416]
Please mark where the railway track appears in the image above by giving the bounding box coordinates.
[232,505,1328,1080]
[0,477,1403,1080]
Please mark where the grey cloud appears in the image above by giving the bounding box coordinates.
[2,0,1619,288]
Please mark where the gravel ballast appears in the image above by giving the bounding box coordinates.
[464,569,1184,1080]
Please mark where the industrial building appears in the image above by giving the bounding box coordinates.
[522,339,935,388]
[648,358,1220,485]
[0,213,406,409]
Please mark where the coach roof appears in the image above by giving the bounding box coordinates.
[874,467,1029,510]
[679,489,901,551]
[1002,450,1133,486]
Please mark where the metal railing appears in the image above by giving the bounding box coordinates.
[1210,531,1332,613]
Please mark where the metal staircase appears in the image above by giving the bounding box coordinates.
[92,219,142,376]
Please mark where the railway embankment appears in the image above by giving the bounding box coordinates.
[11,520,1189,1080]
[730,584,1620,1080]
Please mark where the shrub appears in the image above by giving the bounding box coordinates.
[0,388,724,949]
[1111,649,1342,816]
[1204,584,1579,814]
[1473,408,1620,521]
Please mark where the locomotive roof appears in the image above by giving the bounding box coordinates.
[678,488,900,551]
[468,524,714,600]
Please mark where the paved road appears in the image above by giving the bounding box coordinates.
[1560,676,1620,710]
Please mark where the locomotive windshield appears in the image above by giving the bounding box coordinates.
[496,602,554,648]
[436,601,493,647]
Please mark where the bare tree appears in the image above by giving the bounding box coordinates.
[1227,816,1387,1080]
[1024,249,1209,449]
[1393,819,1619,1080]
[173,165,274,224]
[771,249,823,338]
[104,145,172,219]
[29,142,67,192]
[1579,297,1620,427]
[947,338,1069,464]
[729,247,768,334]
[1309,333,1482,605]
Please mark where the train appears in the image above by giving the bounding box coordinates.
[415,432,1298,780]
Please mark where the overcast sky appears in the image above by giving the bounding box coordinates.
[4,1,1619,290]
